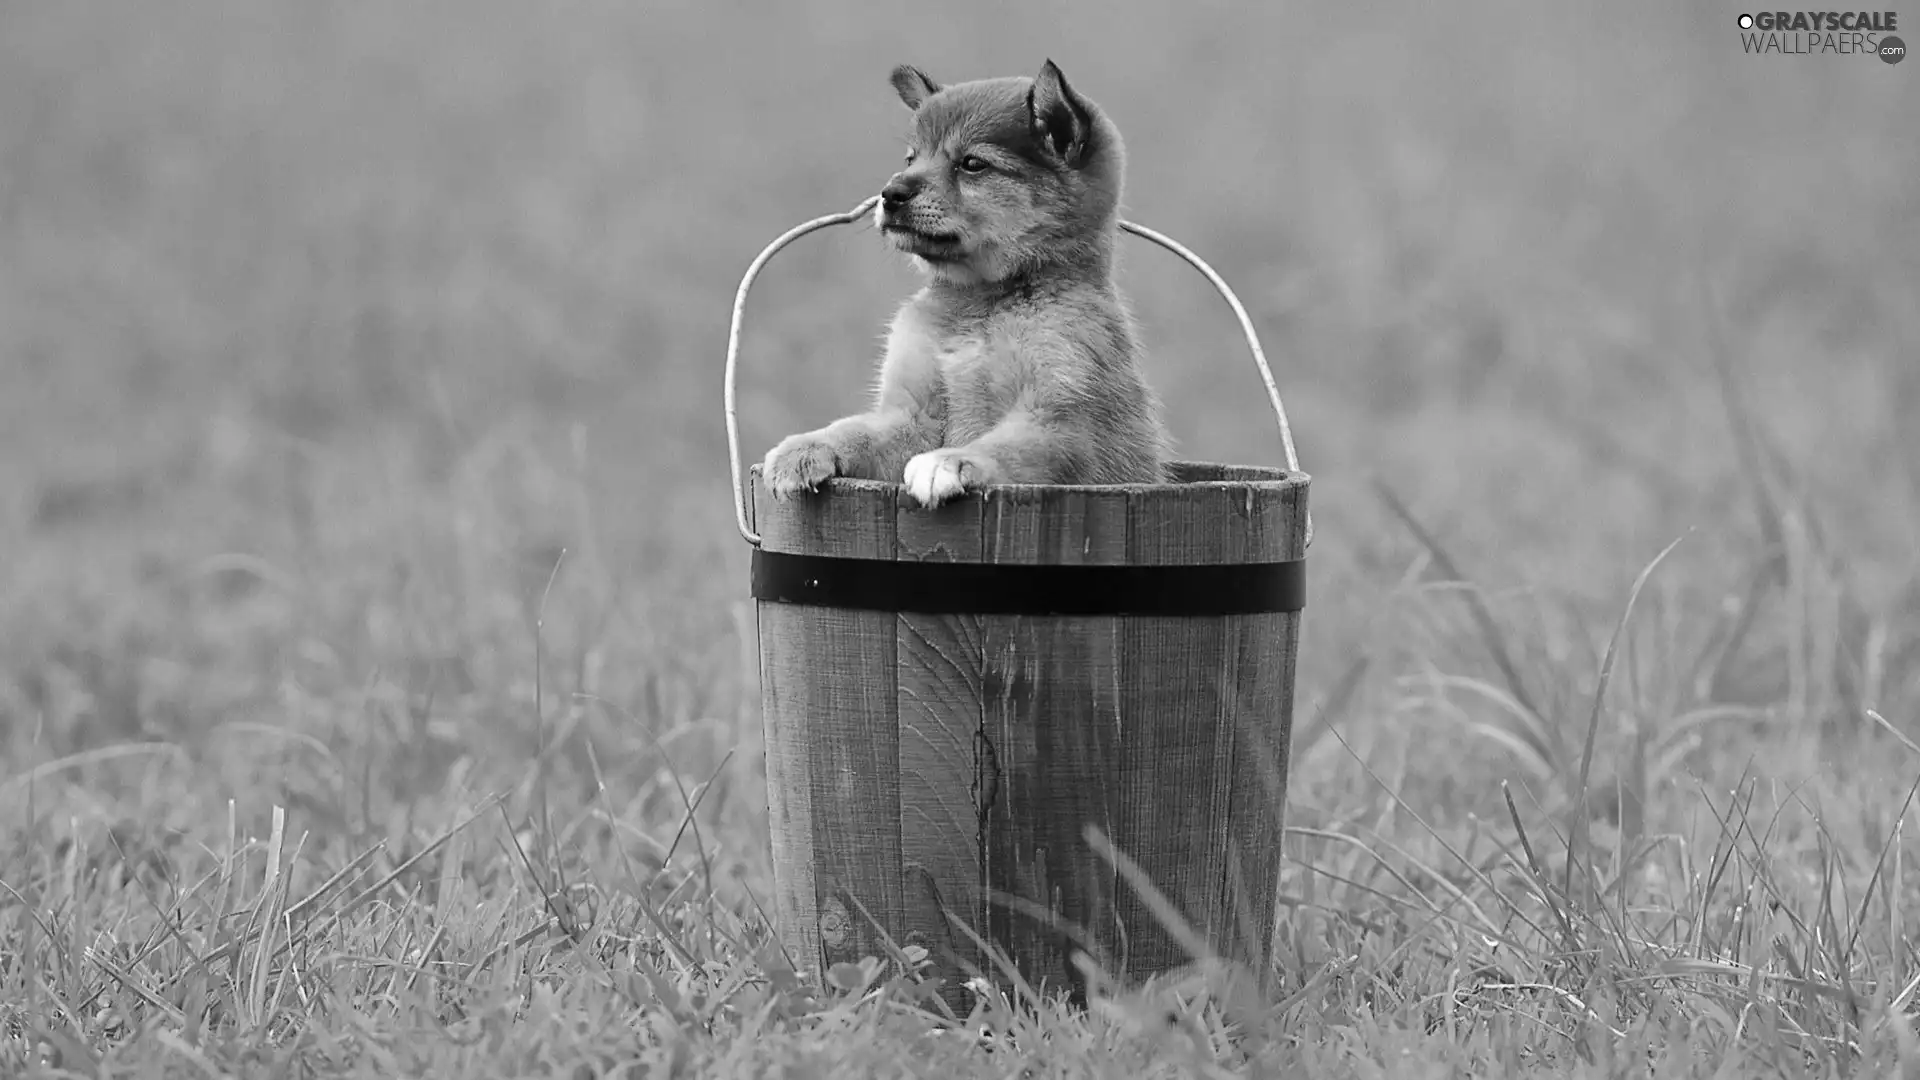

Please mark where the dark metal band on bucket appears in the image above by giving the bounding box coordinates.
[751,549,1306,616]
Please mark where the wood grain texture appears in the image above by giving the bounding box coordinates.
[1236,466,1309,563]
[749,461,1308,997]
[1113,613,1234,979]
[980,614,1123,1003]
[893,491,987,1003]
[1222,609,1298,986]
[755,469,903,975]
[756,600,822,974]
[753,468,898,558]
[897,611,986,1007]
[1167,461,1295,486]
[896,490,983,563]
[1214,469,1306,984]
[1129,475,1282,566]
[977,488,1129,1001]
[801,604,902,971]
[1106,483,1260,978]
[981,485,1130,565]
[760,601,904,973]
[748,486,821,979]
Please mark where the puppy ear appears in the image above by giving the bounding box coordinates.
[1028,59,1092,165]
[889,64,941,110]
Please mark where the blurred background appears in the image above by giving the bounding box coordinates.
[0,0,1914,861]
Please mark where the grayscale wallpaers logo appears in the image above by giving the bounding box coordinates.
[1737,11,1906,61]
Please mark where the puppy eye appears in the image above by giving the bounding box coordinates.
[959,155,990,174]
[904,148,917,165]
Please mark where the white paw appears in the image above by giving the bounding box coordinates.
[903,448,993,508]
[763,434,840,500]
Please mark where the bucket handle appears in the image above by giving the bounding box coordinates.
[725,194,1305,548]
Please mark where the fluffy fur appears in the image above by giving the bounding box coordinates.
[763,59,1171,508]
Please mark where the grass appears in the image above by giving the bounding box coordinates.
[2,0,1917,1075]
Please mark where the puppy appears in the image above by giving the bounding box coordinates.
[763,59,1170,508]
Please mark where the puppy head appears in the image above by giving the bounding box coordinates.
[874,60,1125,286]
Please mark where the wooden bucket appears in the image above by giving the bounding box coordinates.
[725,198,1310,1003]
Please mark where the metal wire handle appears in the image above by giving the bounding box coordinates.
[725,195,1306,548]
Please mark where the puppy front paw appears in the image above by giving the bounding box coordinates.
[763,432,843,500]
[903,448,998,508]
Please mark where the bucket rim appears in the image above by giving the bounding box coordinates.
[746,459,1309,501]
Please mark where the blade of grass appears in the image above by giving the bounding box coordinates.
[1504,781,1578,954]
[1566,533,1689,906]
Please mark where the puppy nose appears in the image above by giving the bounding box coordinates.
[881,175,920,209]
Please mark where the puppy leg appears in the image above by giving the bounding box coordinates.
[765,298,947,498]
[763,408,938,498]
[903,409,1090,508]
